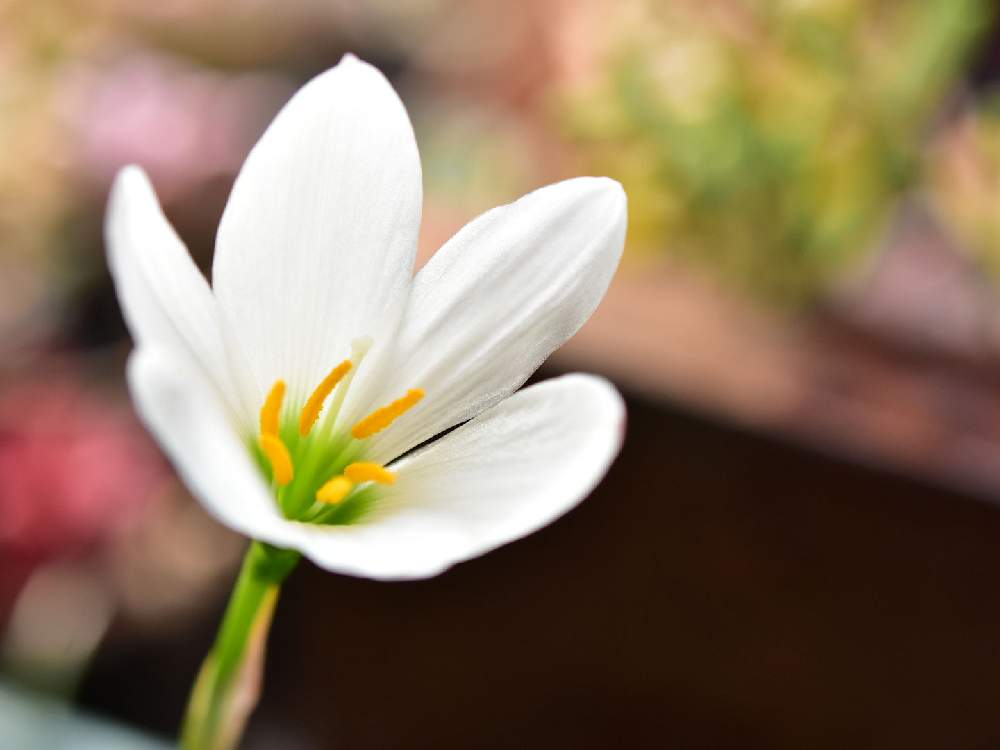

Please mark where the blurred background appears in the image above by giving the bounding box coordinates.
[5,0,1000,746]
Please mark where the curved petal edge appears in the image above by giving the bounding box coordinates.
[361,176,628,462]
[295,374,626,579]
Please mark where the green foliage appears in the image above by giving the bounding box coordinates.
[563,0,990,305]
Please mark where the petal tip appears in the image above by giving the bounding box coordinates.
[587,176,628,213]
[549,373,627,453]
[338,51,362,66]
[114,163,143,183]
[554,175,627,218]
[328,51,388,87]
[107,165,161,222]
[109,164,147,201]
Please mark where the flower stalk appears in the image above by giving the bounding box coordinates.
[180,541,299,750]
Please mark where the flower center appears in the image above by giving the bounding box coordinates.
[251,338,423,525]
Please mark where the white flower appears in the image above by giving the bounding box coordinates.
[106,54,627,580]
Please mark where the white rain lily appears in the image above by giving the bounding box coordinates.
[107,54,627,580]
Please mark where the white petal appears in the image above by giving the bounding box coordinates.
[296,375,625,580]
[359,177,626,462]
[106,166,245,422]
[213,54,423,406]
[127,348,300,550]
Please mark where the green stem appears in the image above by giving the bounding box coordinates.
[180,541,300,750]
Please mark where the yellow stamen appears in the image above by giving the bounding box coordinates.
[259,433,294,485]
[259,380,286,436]
[344,462,396,485]
[316,475,353,504]
[299,359,352,436]
[351,389,425,440]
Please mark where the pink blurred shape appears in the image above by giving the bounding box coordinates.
[0,376,167,565]
[60,52,293,202]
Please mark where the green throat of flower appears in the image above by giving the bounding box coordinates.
[250,338,423,526]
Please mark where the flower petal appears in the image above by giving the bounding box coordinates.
[127,348,300,549]
[106,166,245,422]
[358,177,626,462]
[295,374,625,580]
[213,54,423,406]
